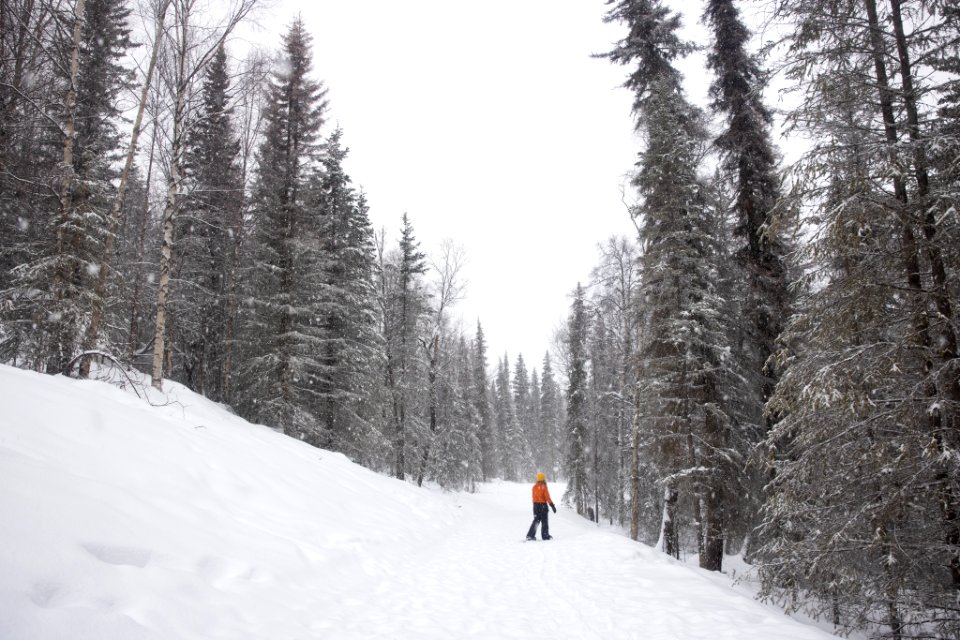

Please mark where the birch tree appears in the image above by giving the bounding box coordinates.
[150,0,258,390]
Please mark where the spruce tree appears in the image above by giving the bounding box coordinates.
[473,321,497,479]
[539,353,562,480]
[494,354,519,480]
[602,0,744,569]
[1,0,133,372]
[380,214,428,479]
[756,1,960,634]
[563,283,590,516]
[238,17,329,441]
[703,0,790,426]
[173,43,243,398]
[312,130,382,457]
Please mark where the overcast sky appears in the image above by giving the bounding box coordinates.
[252,0,731,372]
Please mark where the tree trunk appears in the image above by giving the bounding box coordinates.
[660,483,679,559]
[629,382,642,541]
[127,121,158,362]
[700,487,723,571]
[151,28,189,390]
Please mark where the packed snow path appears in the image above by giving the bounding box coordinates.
[337,483,839,640]
[0,365,840,639]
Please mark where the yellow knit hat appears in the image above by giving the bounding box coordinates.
[536,472,546,482]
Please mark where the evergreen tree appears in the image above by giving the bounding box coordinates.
[756,1,960,634]
[312,131,383,458]
[1,0,133,371]
[602,0,744,569]
[238,17,329,441]
[512,353,531,450]
[429,335,482,491]
[563,283,590,516]
[494,355,516,479]
[703,0,790,428]
[173,43,243,399]
[0,0,63,365]
[473,321,497,480]
[527,366,544,472]
[539,352,562,480]
[380,214,429,479]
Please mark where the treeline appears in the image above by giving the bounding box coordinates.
[0,1,564,490]
[561,1,960,638]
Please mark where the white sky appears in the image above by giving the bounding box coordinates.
[247,0,764,371]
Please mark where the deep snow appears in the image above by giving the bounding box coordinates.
[0,364,842,639]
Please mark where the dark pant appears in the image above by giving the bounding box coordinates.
[527,502,550,539]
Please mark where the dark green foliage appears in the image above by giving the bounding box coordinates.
[563,284,590,516]
[237,17,330,441]
[173,44,243,399]
[0,0,133,371]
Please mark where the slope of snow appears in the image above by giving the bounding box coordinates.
[0,364,840,639]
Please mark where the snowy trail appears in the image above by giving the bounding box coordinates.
[327,482,838,640]
[0,365,841,640]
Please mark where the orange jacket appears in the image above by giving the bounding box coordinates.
[532,481,553,504]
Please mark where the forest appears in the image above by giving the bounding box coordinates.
[1,0,958,638]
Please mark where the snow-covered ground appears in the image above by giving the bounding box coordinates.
[0,364,842,639]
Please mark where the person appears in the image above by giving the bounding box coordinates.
[526,472,556,541]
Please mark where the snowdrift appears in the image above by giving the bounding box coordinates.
[0,364,840,639]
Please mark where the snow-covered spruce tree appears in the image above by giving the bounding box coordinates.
[0,0,133,372]
[512,353,533,459]
[703,0,790,430]
[563,283,590,517]
[310,131,383,460]
[527,366,544,473]
[539,352,562,481]
[236,17,329,442]
[602,0,745,570]
[428,335,483,491]
[756,1,960,635]
[379,214,429,479]
[0,0,66,366]
[172,43,243,399]
[495,354,529,481]
[473,321,498,480]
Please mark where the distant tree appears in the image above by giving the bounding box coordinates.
[591,236,639,526]
[416,239,465,486]
[473,321,497,480]
[512,353,531,449]
[563,283,590,516]
[539,352,562,479]
[494,354,516,479]
[429,335,482,491]
[379,214,429,479]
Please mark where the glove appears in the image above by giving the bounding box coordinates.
[550,503,556,513]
